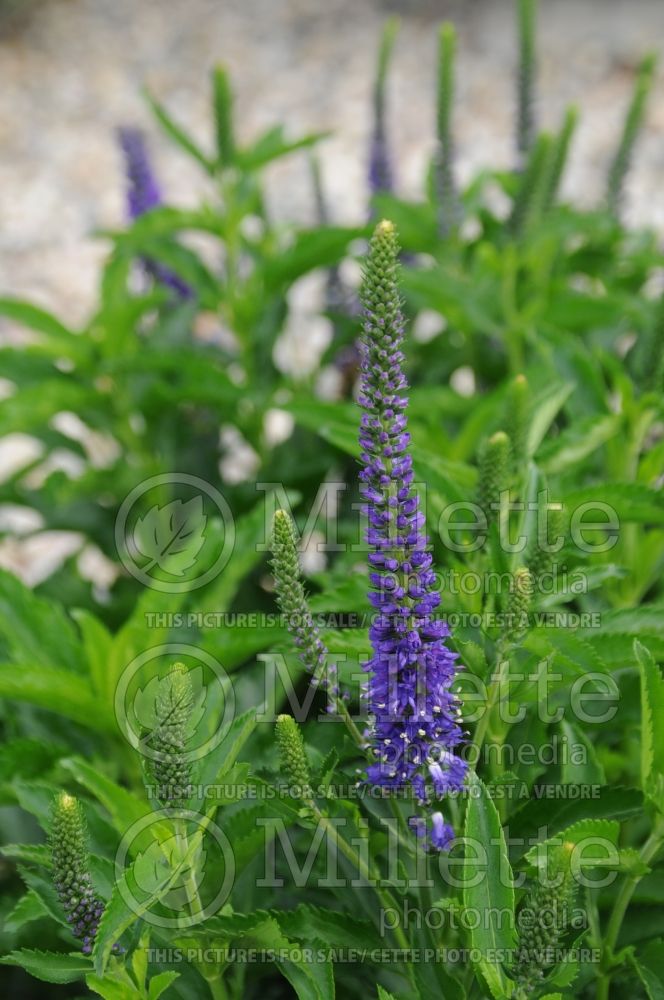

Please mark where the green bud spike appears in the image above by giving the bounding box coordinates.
[275,714,312,795]
[144,662,194,807]
[516,0,538,166]
[514,843,577,993]
[50,792,105,954]
[505,567,532,642]
[477,431,510,526]
[542,105,578,210]
[361,218,400,317]
[505,374,530,472]
[528,502,564,585]
[509,131,554,236]
[271,509,328,677]
[606,52,657,216]
[212,65,235,168]
[435,22,458,235]
[375,17,399,113]
[369,19,399,197]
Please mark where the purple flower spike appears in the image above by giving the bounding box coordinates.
[359,220,467,850]
[117,127,163,220]
[117,126,192,300]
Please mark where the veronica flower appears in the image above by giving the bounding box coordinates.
[368,19,398,200]
[50,792,106,954]
[117,126,191,299]
[359,219,467,850]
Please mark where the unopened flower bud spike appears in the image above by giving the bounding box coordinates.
[368,17,399,202]
[606,52,657,217]
[435,22,459,236]
[275,714,313,803]
[516,0,538,169]
[477,431,510,530]
[50,792,107,955]
[271,510,365,749]
[142,662,194,808]
[514,843,578,996]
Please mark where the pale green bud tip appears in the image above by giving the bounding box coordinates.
[440,22,455,46]
[489,430,509,449]
[512,567,533,595]
[56,791,77,812]
[375,218,395,238]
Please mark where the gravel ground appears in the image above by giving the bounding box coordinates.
[1,0,664,323]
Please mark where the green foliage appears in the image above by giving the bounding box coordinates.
[1,2,664,998]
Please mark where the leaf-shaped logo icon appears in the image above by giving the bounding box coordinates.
[133,497,207,577]
[133,834,207,914]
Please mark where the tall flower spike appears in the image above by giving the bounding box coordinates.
[606,53,657,217]
[516,0,537,168]
[50,792,105,954]
[359,220,467,851]
[368,18,398,200]
[143,662,195,807]
[542,105,578,210]
[116,126,191,299]
[435,23,459,236]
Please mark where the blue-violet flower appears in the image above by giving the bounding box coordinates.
[359,219,467,850]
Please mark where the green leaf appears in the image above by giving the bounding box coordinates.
[636,639,664,804]
[0,569,85,672]
[237,124,329,171]
[148,971,181,999]
[0,664,114,731]
[632,953,664,1000]
[0,950,92,984]
[510,786,643,861]
[3,888,49,933]
[60,758,154,839]
[0,298,83,358]
[559,720,606,785]
[377,988,399,1000]
[563,483,664,525]
[144,90,214,173]
[263,226,363,290]
[523,818,620,866]
[527,382,574,457]
[462,773,515,998]
[538,414,620,473]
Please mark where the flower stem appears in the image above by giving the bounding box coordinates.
[597,821,664,1000]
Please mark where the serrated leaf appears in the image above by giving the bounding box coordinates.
[636,639,664,806]
[563,483,664,525]
[462,773,515,998]
[538,414,620,473]
[148,971,181,999]
[524,818,620,867]
[0,950,92,984]
[3,888,49,933]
